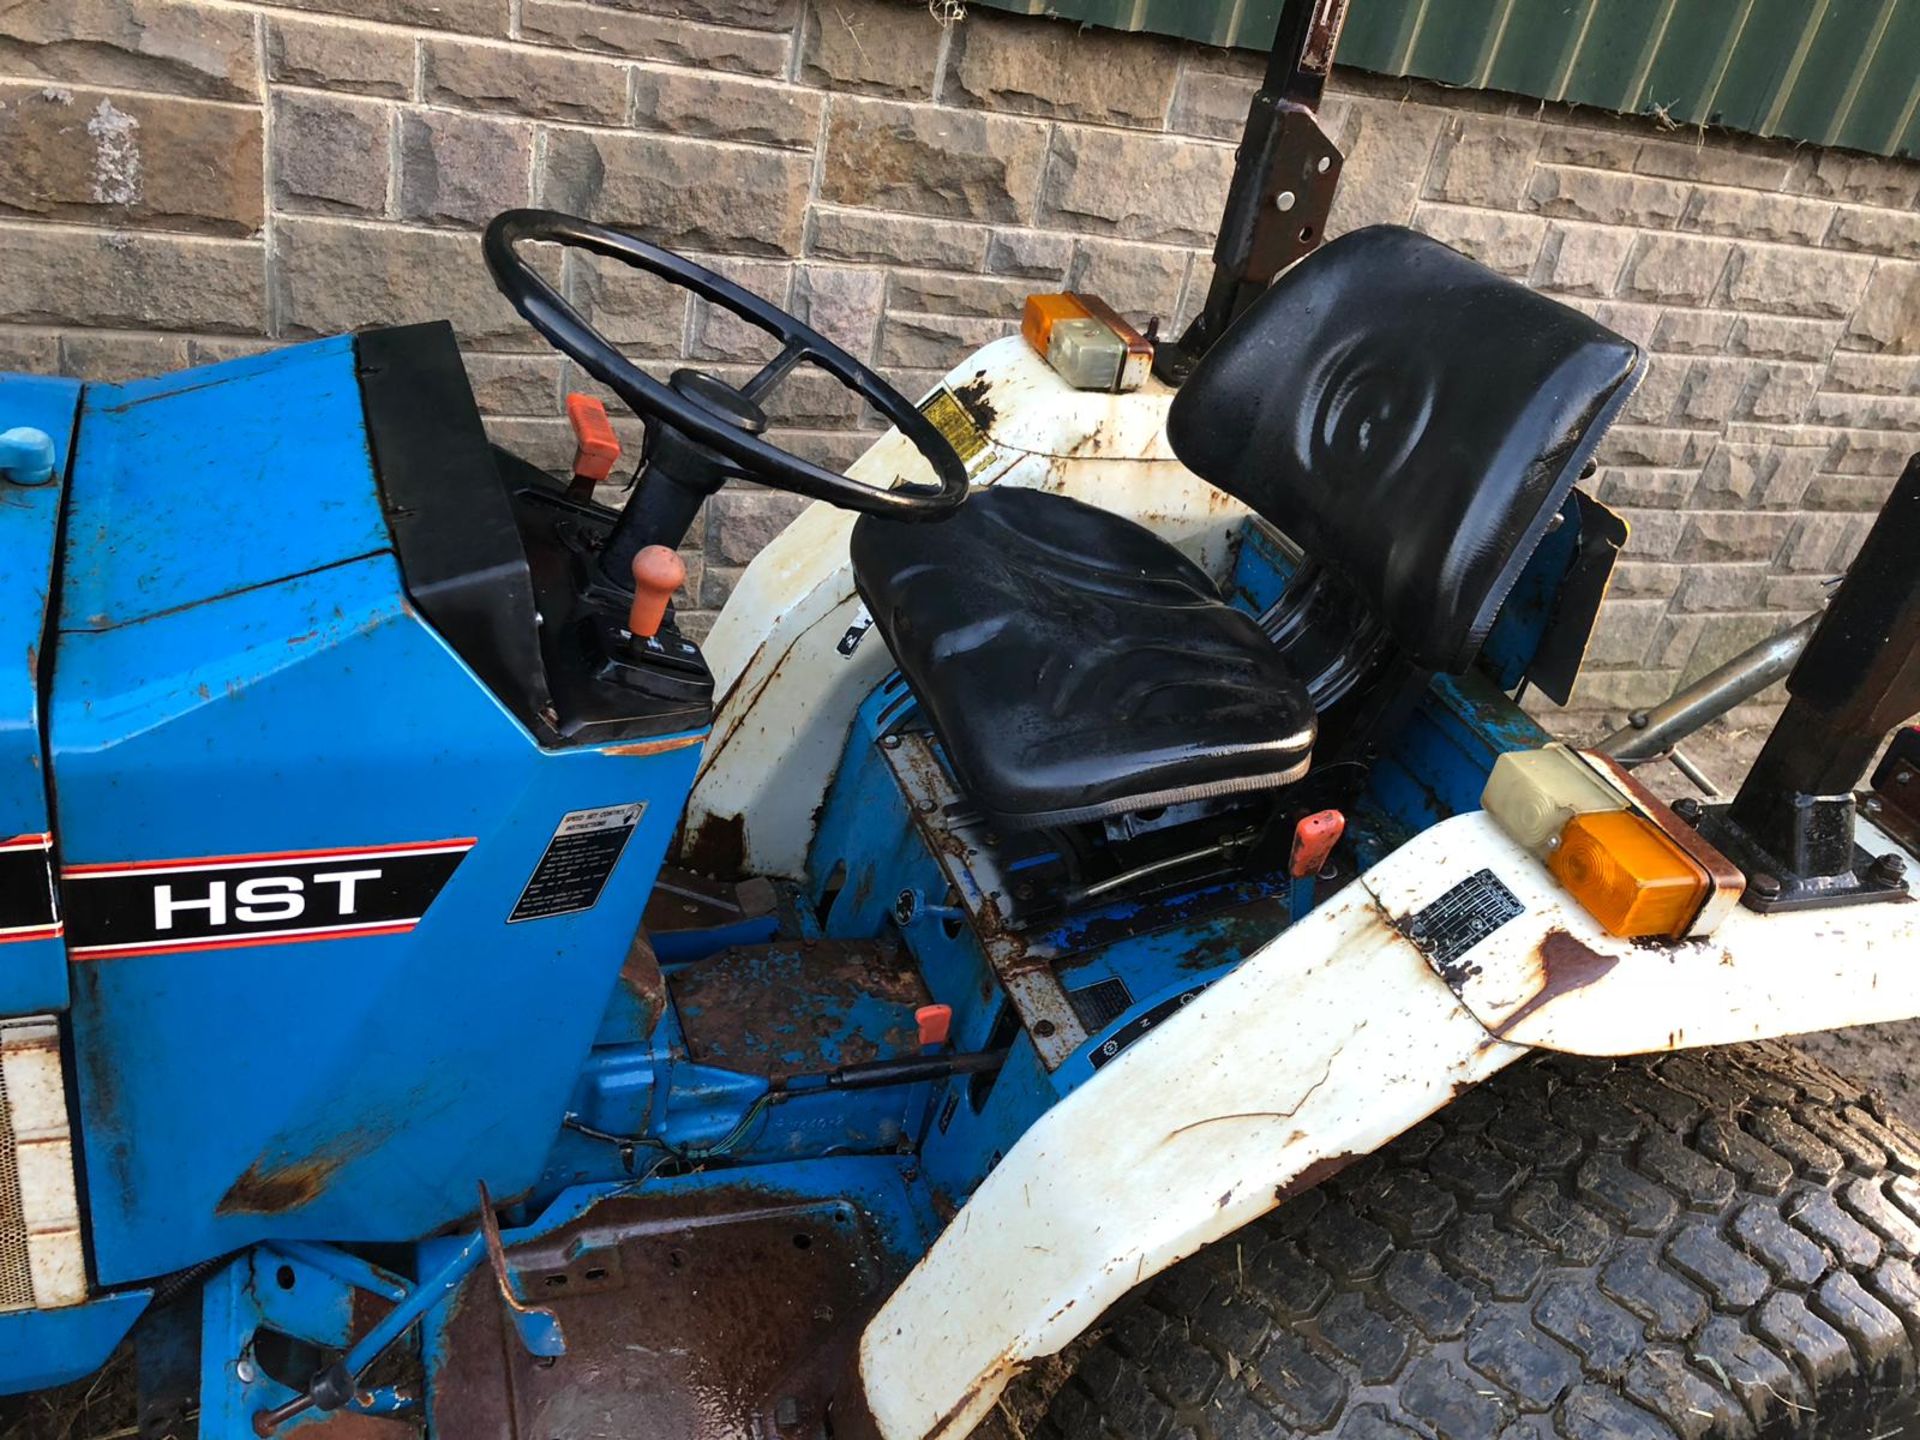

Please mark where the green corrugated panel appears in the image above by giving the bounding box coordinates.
[969,0,1920,157]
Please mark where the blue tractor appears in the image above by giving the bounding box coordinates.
[4,3,1920,1437]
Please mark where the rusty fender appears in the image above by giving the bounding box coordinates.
[855,861,1530,1440]
[854,809,1920,1439]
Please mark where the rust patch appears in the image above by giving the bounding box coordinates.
[217,1154,347,1217]
[1273,1151,1359,1206]
[680,810,747,879]
[603,731,708,758]
[1492,928,1621,1038]
[951,375,998,433]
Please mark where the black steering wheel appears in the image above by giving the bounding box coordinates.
[483,209,968,521]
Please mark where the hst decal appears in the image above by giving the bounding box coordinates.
[0,833,62,944]
[61,839,476,959]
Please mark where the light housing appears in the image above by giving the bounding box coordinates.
[1549,809,1711,939]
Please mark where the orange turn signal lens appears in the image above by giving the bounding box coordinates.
[1548,809,1710,939]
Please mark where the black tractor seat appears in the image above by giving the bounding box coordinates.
[850,485,1315,831]
[852,225,1645,837]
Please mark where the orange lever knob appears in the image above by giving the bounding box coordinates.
[628,545,686,640]
[566,392,621,485]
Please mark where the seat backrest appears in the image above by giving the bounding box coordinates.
[1166,225,1643,675]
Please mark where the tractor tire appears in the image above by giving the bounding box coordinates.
[1033,1042,1920,1440]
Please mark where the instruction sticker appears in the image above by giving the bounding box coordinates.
[918,388,994,476]
[1405,868,1524,976]
[509,805,644,923]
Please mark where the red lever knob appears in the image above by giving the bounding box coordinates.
[627,546,685,640]
[1289,809,1346,879]
[566,392,621,486]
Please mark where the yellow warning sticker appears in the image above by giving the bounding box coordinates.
[918,387,994,475]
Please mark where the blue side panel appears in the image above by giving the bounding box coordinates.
[0,374,80,1015]
[51,344,704,1285]
[0,1288,149,1394]
[58,339,388,630]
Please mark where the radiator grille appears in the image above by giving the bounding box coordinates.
[0,1058,33,1311]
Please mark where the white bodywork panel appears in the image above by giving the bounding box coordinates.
[859,818,1530,1440]
[686,337,1250,881]
[858,810,1920,1437]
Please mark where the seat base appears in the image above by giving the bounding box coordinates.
[850,486,1315,832]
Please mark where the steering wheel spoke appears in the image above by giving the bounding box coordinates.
[743,338,810,403]
[482,209,969,522]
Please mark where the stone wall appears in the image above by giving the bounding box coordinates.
[3,0,1918,724]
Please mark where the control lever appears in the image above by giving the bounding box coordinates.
[627,545,686,641]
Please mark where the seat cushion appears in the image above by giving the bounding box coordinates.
[1167,225,1643,674]
[850,486,1315,831]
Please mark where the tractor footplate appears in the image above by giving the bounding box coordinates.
[426,1189,903,1439]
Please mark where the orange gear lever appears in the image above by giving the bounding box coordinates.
[627,546,686,640]
[566,392,621,499]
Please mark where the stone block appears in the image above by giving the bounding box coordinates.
[1762,575,1832,612]
[700,562,744,609]
[274,217,539,346]
[564,250,688,357]
[1807,390,1920,433]
[887,270,1032,320]
[1620,235,1735,306]
[266,18,413,98]
[1039,126,1235,247]
[186,336,274,365]
[0,332,58,372]
[1537,129,1640,171]
[59,330,191,381]
[542,129,812,255]
[631,66,824,150]
[1755,446,1822,509]
[1786,151,1920,209]
[1526,168,1688,229]
[986,228,1071,280]
[878,311,1013,369]
[1674,512,1792,564]
[484,416,572,475]
[1782,512,1873,573]
[709,488,813,564]
[1725,315,1840,363]
[1590,301,1660,347]
[810,207,988,272]
[1066,238,1190,324]
[273,91,391,217]
[1824,431,1915,476]
[399,110,532,227]
[1736,361,1819,424]
[1646,613,1705,672]
[0,86,263,235]
[1425,116,1542,211]
[1680,612,1797,684]
[1537,224,1635,298]
[1825,206,1920,261]
[1725,245,1874,319]
[687,257,791,362]
[642,0,797,30]
[1623,355,1684,425]
[712,365,863,428]
[794,263,885,358]
[1325,96,1447,235]
[1585,598,1668,667]
[424,39,627,125]
[1846,262,1920,354]
[1825,353,1920,396]
[520,1,789,74]
[274,0,505,33]
[1167,61,1259,141]
[1673,358,1747,425]
[1607,560,1682,599]
[1410,205,1545,279]
[1616,508,1687,559]
[1595,468,1695,509]
[0,0,258,101]
[1564,667,1685,714]
[1597,425,1714,469]
[947,10,1179,130]
[798,0,943,99]
[1681,187,1833,246]
[1635,137,1791,192]
[1652,310,1734,354]
[1692,442,1769,506]
[0,227,264,333]
[461,352,561,414]
[764,426,874,472]
[1804,473,1899,510]
[1671,563,1769,612]
[822,97,1049,224]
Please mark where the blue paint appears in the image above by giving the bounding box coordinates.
[0,374,79,1015]
[1480,493,1583,691]
[0,427,56,486]
[0,1288,148,1394]
[48,338,706,1285]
